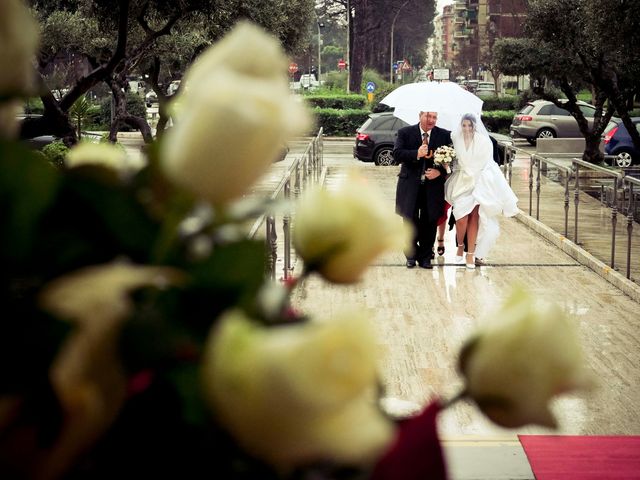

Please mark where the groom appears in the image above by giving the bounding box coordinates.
[394,111,451,269]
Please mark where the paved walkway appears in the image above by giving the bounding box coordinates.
[279,138,640,480]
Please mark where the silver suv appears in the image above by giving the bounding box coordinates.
[510,99,598,145]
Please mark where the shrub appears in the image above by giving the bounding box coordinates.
[98,92,148,131]
[361,69,388,95]
[304,94,367,110]
[482,110,515,134]
[480,95,518,111]
[312,108,369,136]
[41,140,69,168]
[323,71,348,91]
[23,97,44,115]
[370,84,396,112]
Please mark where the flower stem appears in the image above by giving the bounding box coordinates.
[440,389,468,410]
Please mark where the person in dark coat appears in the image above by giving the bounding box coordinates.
[394,111,452,269]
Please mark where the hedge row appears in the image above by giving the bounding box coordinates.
[481,110,514,134]
[312,108,514,136]
[304,94,367,109]
[312,108,369,136]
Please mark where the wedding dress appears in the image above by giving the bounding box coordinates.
[445,130,518,260]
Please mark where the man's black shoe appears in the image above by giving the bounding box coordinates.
[420,259,433,269]
[406,259,417,268]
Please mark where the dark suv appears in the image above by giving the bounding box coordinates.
[354,112,408,166]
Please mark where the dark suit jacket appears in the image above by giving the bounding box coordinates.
[394,124,452,221]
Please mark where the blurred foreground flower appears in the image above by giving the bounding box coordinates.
[0,0,39,138]
[458,286,595,428]
[162,21,310,207]
[294,171,411,284]
[65,142,129,172]
[201,308,394,471]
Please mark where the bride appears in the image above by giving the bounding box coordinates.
[444,113,518,268]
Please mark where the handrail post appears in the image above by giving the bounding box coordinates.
[529,154,534,216]
[536,156,541,221]
[574,163,580,244]
[508,146,514,186]
[283,179,291,280]
[611,176,618,269]
[627,181,634,279]
[265,215,277,280]
[564,168,570,237]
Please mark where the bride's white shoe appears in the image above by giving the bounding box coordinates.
[455,245,465,265]
[466,252,476,269]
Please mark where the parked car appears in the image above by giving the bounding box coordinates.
[603,117,640,167]
[354,111,510,166]
[510,99,599,145]
[354,112,408,165]
[475,81,496,95]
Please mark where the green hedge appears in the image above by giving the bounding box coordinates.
[479,95,518,111]
[313,108,369,136]
[304,94,367,109]
[481,110,515,134]
[41,141,69,168]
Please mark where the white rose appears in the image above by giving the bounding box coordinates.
[65,142,130,171]
[201,308,394,470]
[37,263,185,475]
[0,0,38,96]
[161,21,310,206]
[293,171,411,284]
[459,286,595,428]
[0,0,39,138]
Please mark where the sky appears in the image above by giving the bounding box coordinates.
[436,0,454,13]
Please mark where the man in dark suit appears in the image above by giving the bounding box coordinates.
[394,111,451,269]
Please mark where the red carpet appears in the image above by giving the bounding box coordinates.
[519,435,640,479]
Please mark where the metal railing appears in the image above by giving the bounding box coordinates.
[248,129,324,280]
[503,143,639,282]
[622,175,640,279]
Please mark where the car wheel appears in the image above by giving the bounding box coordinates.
[374,146,395,166]
[526,138,536,146]
[536,128,556,140]
[613,149,634,168]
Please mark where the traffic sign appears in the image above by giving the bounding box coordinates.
[338,58,346,70]
[288,62,298,74]
[366,81,376,93]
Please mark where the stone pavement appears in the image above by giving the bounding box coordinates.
[285,138,640,480]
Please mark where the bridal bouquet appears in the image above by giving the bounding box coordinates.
[433,145,456,173]
[1,2,595,479]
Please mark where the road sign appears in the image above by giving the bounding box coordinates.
[433,68,449,80]
[288,62,298,74]
[337,58,346,70]
[366,81,376,93]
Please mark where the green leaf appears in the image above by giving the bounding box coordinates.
[0,140,61,265]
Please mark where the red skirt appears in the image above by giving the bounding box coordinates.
[437,202,451,226]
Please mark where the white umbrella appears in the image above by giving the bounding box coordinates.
[380,81,483,132]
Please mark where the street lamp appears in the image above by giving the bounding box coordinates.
[390,0,410,84]
[317,21,324,84]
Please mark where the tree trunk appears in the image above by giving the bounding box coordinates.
[583,134,604,163]
[349,0,368,93]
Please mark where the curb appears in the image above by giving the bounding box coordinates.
[515,211,640,303]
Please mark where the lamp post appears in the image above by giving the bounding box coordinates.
[390,0,410,84]
[317,21,324,84]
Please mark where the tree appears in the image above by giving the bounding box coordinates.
[27,0,315,142]
[494,0,640,163]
